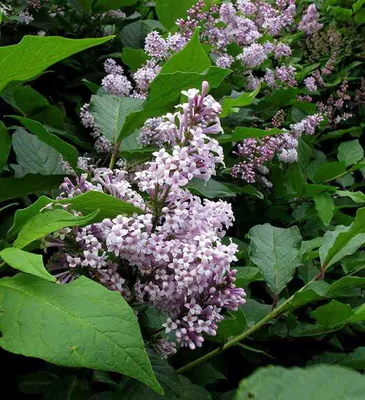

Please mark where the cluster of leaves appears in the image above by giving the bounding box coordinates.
[0,0,365,399]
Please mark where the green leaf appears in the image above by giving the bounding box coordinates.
[0,121,11,172]
[55,191,144,218]
[14,209,99,249]
[0,248,55,282]
[353,0,365,13]
[119,67,230,140]
[12,129,65,176]
[160,29,211,74]
[337,140,364,167]
[120,20,166,49]
[291,281,329,308]
[336,190,365,203]
[311,300,352,328]
[313,347,365,370]
[298,137,312,177]
[235,365,365,400]
[44,376,90,400]
[186,364,226,387]
[17,371,58,394]
[313,161,347,183]
[313,192,335,226]
[12,117,78,171]
[248,224,302,295]
[0,35,113,93]
[217,127,282,144]
[92,0,136,13]
[327,276,365,297]
[89,95,144,145]
[188,178,237,198]
[121,48,148,71]
[1,85,48,116]
[352,304,365,323]
[0,274,162,394]
[320,207,365,268]
[0,174,65,202]
[355,8,365,23]
[156,0,196,29]
[220,85,260,118]
[240,299,271,328]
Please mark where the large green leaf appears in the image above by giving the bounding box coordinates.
[89,95,144,145]
[12,129,65,176]
[313,192,335,226]
[0,35,113,93]
[12,117,78,171]
[336,190,365,203]
[235,364,365,400]
[5,191,142,243]
[0,174,65,202]
[0,121,11,172]
[0,274,162,394]
[0,248,55,282]
[313,347,365,370]
[337,140,364,167]
[160,29,210,74]
[311,300,352,328]
[119,67,230,140]
[156,0,196,29]
[55,191,144,218]
[14,209,99,249]
[312,161,347,183]
[1,85,49,116]
[319,207,365,268]
[248,224,302,295]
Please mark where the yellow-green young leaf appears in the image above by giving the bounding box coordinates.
[0,35,113,93]
[14,209,99,249]
[319,207,365,268]
[352,304,365,323]
[0,248,55,282]
[336,190,365,203]
[235,365,365,400]
[160,29,211,74]
[313,192,335,226]
[0,274,162,394]
[0,121,11,172]
[248,224,302,296]
[220,84,260,118]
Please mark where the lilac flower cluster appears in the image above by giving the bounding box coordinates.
[231,113,323,185]
[139,0,297,91]
[47,84,246,355]
[317,81,353,127]
[298,4,322,36]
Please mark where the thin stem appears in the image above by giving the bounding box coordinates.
[176,270,325,374]
[109,142,121,169]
